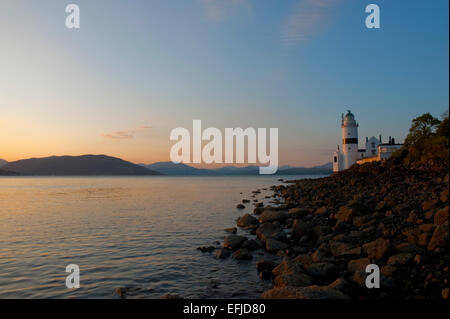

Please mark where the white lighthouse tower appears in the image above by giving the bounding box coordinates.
[341,110,358,170]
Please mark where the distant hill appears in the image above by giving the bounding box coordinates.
[0,159,7,168]
[0,169,18,176]
[142,161,332,176]
[143,162,215,175]
[3,155,162,176]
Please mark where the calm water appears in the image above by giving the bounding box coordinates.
[0,175,324,299]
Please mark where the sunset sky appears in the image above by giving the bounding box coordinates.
[0,0,448,167]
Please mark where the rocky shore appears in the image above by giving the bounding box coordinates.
[208,156,449,299]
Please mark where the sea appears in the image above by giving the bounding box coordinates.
[0,175,326,298]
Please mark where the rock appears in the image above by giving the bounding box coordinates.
[233,248,252,260]
[216,248,231,259]
[253,207,264,215]
[224,227,237,234]
[241,239,260,251]
[362,238,392,260]
[256,222,281,242]
[427,221,449,250]
[262,285,348,299]
[272,257,311,288]
[307,263,339,279]
[347,258,370,273]
[434,206,449,225]
[257,260,278,273]
[330,242,361,258]
[197,246,215,253]
[291,220,313,239]
[289,207,309,217]
[266,238,288,253]
[224,235,248,250]
[422,199,438,211]
[315,206,328,216]
[237,214,258,228]
[334,206,355,223]
[440,189,449,204]
[258,210,289,223]
[236,204,245,209]
[162,294,182,299]
[442,288,449,299]
[387,253,414,265]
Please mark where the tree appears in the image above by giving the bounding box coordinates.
[404,113,441,147]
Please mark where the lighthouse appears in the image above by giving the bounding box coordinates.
[341,110,359,170]
[332,110,403,172]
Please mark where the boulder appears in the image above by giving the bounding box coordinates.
[237,214,258,228]
[347,258,370,273]
[224,235,248,250]
[233,248,252,260]
[362,238,392,260]
[434,206,449,225]
[256,222,281,242]
[291,220,313,239]
[427,221,449,250]
[224,227,237,234]
[241,239,261,251]
[265,238,288,253]
[387,253,414,265]
[334,206,355,223]
[216,248,231,259]
[307,263,339,279]
[258,210,289,223]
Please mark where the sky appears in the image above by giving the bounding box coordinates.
[0,0,448,167]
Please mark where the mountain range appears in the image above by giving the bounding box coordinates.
[1,155,161,176]
[0,155,332,176]
[142,161,332,175]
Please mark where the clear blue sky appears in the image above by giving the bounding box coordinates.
[0,0,448,166]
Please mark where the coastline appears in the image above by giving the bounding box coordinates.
[215,158,449,299]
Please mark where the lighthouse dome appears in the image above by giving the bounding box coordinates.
[344,110,355,121]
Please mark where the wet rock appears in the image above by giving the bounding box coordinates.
[266,238,288,253]
[237,214,258,228]
[241,239,261,251]
[258,210,289,223]
[224,227,237,234]
[233,248,252,260]
[256,222,281,242]
[216,248,231,259]
[197,246,215,253]
[224,235,248,250]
